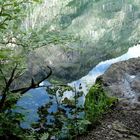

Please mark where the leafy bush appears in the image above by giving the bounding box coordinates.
[32,85,90,140]
[0,111,32,140]
[31,82,117,140]
[0,92,36,140]
[85,82,117,123]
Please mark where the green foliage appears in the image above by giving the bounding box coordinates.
[60,0,94,28]
[0,0,78,139]
[85,82,117,123]
[32,85,90,139]
[0,111,29,140]
[32,82,117,139]
[0,0,42,31]
[0,0,121,139]
[0,0,41,139]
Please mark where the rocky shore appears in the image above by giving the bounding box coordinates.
[78,57,140,140]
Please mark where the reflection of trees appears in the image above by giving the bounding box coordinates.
[60,0,94,28]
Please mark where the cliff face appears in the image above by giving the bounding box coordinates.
[99,57,140,109]
[26,0,140,82]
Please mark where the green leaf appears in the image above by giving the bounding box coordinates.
[40,133,49,140]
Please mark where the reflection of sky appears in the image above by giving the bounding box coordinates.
[16,88,49,128]
[17,45,140,128]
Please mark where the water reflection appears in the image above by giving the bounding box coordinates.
[17,44,140,128]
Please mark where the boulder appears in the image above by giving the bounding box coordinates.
[98,57,140,109]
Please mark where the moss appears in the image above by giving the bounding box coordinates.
[84,81,117,123]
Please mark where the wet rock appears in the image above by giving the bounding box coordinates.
[99,57,140,108]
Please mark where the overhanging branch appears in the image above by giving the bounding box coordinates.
[0,64,18,112]
[11,66,52,94]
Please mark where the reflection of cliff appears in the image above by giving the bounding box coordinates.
[25,0,140,82]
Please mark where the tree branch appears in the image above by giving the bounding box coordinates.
[0,64,18,112]
[11,66,52,94]
[0,68,7,85]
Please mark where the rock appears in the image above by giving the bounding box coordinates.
[112,120,140,139]
[107,124,112,129]
[99,57,140,109]
[79,57,140,140]
[112,120,129,133]
[31,44,129,83]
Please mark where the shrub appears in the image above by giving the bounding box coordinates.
[85,82,117,123]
